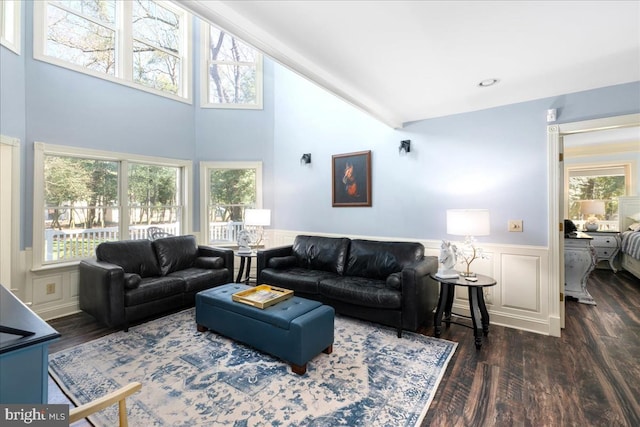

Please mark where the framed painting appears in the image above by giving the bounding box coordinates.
[332,150,372,207]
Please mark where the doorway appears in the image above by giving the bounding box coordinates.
[547,113,640,335]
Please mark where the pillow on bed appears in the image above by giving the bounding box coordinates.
[629,222,640,232]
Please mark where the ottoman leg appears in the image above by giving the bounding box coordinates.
[323,344,333,354]
[291,363,307,376]
[197,324,208,332]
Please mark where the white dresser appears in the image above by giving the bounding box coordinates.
[586,231,620,272]
[564,232,597,305]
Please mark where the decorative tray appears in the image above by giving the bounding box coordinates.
[232,285,293,309]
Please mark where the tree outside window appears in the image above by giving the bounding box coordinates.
[203,24,263,109]
[44,155,119,261]
[43,154,184,262]
[36,0,191,100]
[203,163,261,245]
[568,166,627,231]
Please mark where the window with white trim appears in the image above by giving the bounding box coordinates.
[566,163,632,232]
[33,0,192,102]
[200,161,263,245]
[33,143,191,267]
[1,0,21,54]
[201,22,263,109]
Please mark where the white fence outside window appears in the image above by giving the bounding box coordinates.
[44,222,247,261]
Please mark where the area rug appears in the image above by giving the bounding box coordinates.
[49,308,456,426]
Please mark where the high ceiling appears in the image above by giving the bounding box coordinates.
[179,1,640,128]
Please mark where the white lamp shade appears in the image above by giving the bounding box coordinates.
[580,200,605,216]
[244,209,271,226]
[447,209,490,236]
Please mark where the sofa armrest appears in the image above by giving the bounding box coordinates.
[257,245,294,284]
[197,245,234,273]
[400,256,439,330]
[79,259,126,328]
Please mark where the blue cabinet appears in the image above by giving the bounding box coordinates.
[0,285,60,403]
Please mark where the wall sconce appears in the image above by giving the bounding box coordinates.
[300,153,312,164]
[399,140,411,154]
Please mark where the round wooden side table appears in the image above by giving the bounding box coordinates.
[430,273,497,349]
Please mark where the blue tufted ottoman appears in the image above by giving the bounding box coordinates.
[196,283,334,375]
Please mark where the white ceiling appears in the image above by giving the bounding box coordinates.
[180,0,640,128]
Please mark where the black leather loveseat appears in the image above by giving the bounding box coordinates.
[257,235,439,337]
[79,235,233,330]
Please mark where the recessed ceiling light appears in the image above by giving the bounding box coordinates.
[478,78,499,88]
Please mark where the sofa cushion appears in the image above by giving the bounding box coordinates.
[194,256,224,270]
[319,276,402,309]
[260,267,339,295]
[153,235,198,275]
[168,268,229,294]
[292,235,350,275]
[124,276,185,306]
[96,239,161,278]
[346,240,424,279]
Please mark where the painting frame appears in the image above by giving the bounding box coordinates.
[332,150,372,207]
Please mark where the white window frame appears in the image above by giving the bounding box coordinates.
[0,0,21,54]
[0,135,20,291]
[564,160,635,230]
[33,0,192,103]
[199,161,263,246]
[200,21,263,109]
[33,142,192,270]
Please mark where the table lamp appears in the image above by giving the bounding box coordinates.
[244,209,271,248]
[580,200,605,232]
[446,209,490,277]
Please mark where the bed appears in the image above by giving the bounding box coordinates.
[619,196,640,279]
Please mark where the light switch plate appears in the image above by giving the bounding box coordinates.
[509,220,523,232]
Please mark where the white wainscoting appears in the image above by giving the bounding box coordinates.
[24,247,83,320]
[22,229,554,335]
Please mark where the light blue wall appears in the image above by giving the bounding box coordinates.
[0,47,26,139]
[272,64,640,246]
[0,1,27,248]
[3,1,638,250]
[9,5,275,248]
[193,20,275,217]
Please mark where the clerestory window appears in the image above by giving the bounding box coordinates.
[33,0,192,102]
[201,21,263,109]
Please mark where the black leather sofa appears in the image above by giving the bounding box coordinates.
[79,235,233,331]
[257,235,439,337]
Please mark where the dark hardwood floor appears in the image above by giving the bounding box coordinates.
[420,268,640,427]
[47,269,640,426]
